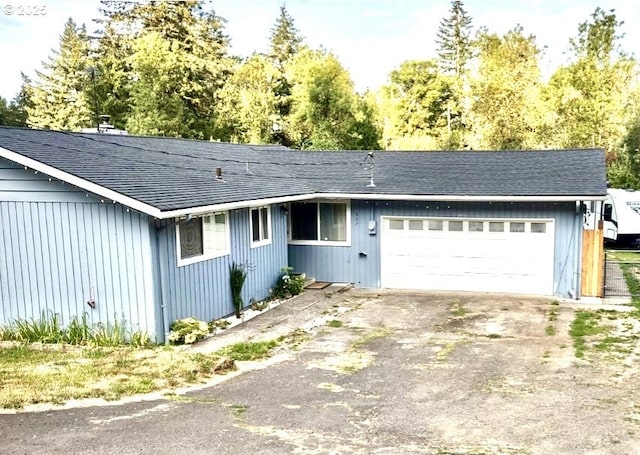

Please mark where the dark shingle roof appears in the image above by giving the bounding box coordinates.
[0,126,607,214]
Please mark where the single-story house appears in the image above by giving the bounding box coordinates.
[0,126,607,342]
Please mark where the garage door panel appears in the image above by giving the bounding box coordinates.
[381,217,554,295]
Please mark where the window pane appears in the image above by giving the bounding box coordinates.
[448,220,463,231]
[205,213,227,252]
[291,203,318,240]
[261,207,269,240]
[320,203,347,241]
[510,222,525,233]
[179,218,203,259]
[389,219,404,230]
[531,222,546,233]
[469,221,484,232]
[251,209,260,242]
[408,220,423,230]
[489,222,504,232]
[428,220,443,231]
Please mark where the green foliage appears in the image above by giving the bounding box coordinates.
[1,311,150,347]
[218,340,278,361]
[92,319,127,347]
[272,267,305,299]
[382,60,457,149]
[214,55,280,143]
[168,317,209,345]
[269,5,303,70]
[0,91,28,127]
[469,26,546,150]
[546,8,635,157]
[285,47,380,150]
[230,262,249,318]
[27,18,93,131]
[63,313,92,345]
[570,310,606,357]
[619,263,640,310]
[12,311,65,343]
[208,318,231,332]
[436,0,473,77]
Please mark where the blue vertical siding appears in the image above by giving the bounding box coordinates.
[158,205,288,331]
[288,199,582,298]
[0,203,156,336]
[0,158,157,338]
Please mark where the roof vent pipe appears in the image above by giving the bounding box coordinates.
[215,167,223,180]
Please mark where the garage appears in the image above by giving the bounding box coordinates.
[380,217,555,295]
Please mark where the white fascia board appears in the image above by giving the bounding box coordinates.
[306,193,608,202]
[160,192,606,219]
[0,146,163,217]
[1,146,605,219]
[159,193,317,219]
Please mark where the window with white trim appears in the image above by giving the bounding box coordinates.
[250,206,271,247]
[176,213,229,266]
[289,201,350,245]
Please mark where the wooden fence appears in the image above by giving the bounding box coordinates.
[581,227,604,297]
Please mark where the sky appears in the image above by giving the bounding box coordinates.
[0,0,639,101]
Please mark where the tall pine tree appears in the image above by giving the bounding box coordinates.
[268,5,303,144]
[436,0,473,77]
[269,5,303,70]
[27,18,93,131]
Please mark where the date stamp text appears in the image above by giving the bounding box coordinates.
[3,4,48,16]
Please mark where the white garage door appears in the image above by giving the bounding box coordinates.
[380,217,555,295]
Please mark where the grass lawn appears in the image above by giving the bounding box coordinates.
[606,249,640,262]
[0,344,235,409]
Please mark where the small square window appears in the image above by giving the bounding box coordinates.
[250,206,271,247]
[389,219,404,230]
[469,221,484,232]
[428,220,443,231]
[448,220,463,232]
[489,222,504,232]
[510,222,525,233]
[408,220,423,230]
[531,223,547,233]
[177,212,229,266]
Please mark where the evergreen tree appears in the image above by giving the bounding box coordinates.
[90,21,132,130]
[27,18,93,131]
[124,1,231,137]
[0,74,30,127]
[436,0,473,77]
[269,5,303,70]
[268,5,304,145]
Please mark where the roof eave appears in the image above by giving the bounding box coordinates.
[306,193,607,202]
[0,146,606,219]
[0,146,164,218]
[161,192,606,219]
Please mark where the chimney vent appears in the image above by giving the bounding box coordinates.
[215,167,222,179]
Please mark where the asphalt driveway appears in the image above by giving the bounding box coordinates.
[2,290,639,455]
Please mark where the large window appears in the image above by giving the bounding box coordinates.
[250,206,271,247]
[176,213,229,266]
[289,201,349,245]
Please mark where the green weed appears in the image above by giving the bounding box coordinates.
[218,340,278,361]
[570,310,607,358]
